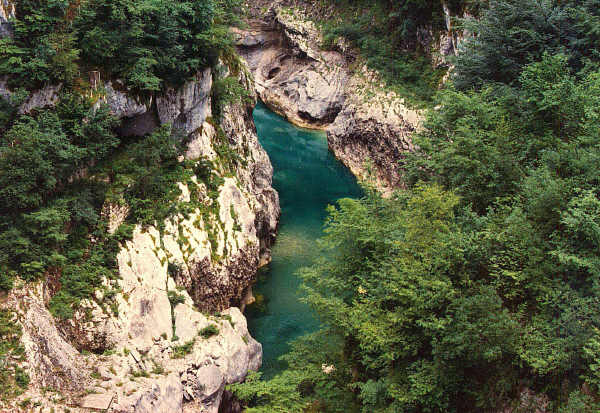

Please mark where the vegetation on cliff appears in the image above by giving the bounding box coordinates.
[231,0,600,411]
[319,0,476,105]
[0,1,244,320]
[0,0,242,91]
[0,309,28,401]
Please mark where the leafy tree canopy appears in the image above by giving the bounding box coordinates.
[0,0,243,91]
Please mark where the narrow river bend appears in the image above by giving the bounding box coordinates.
[247,102,362,378]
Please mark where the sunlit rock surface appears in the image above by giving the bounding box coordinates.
[236,1,424,193]
[1,64,279,412]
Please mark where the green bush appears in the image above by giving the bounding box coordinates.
[171,340,195,359]
[0,0,75,89]
[199,324,219,339]
[167,290,186,307]
[211,76,251,119]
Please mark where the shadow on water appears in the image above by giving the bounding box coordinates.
[247,102,362,379]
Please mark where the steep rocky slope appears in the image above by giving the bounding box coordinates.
[236,1,463,192]
[0,63,279,412]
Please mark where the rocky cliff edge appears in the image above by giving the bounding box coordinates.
[0,63,279,413]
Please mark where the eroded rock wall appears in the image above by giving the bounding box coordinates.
[236,1,436,193]
[0,63,279,412]
[234,12,347,129]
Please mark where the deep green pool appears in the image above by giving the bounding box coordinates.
[247,102,362,378]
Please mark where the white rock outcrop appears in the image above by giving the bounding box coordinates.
[1,65,279,412]
[236,3,423,192]
[102,81,152,119]
[157,68,213,135]
[234,11,347,129]
[5,282,261,413]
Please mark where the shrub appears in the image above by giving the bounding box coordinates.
[167,291,186,307]
[171,340,195,359]
[199,324,219,339]
[76,0,242,93]
[211,76,251,119]
[167,262,182,278]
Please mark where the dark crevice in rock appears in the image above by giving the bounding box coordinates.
[218,390,243,413]
[267,66,281,79]
[116,106,160,137]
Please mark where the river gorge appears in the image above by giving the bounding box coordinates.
[248,102,361,378]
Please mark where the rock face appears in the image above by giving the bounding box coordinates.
[102,80,152,119]
[234,12,343,129]
[233,14,347,129]
[156,68,213,135]
[1,64,279,412]
[235,3,423,192]
[496,388,550,413]
[327,91,418,191]
[5,284,261,413]
[18,84,63,114]
[236,1,472,192]
[0,0,15,38]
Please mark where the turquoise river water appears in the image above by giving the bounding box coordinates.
[247,102,362,378]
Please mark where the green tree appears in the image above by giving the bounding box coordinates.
[453,0,600,89]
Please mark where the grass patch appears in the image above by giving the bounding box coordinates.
[167,290,185,307]
[171,340,195,359]
[199,324,219,339]
[131,369,150,378]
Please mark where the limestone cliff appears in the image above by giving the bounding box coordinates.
[236,1,462,193]
[0,63,280,412]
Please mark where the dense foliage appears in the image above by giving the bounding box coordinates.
[0,94,119,295]
[0,0,242,91]
[232,0,600,411]
[453,0,600,89]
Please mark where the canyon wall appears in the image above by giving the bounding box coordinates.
[236,0,466,193]
[0,63,280,412]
